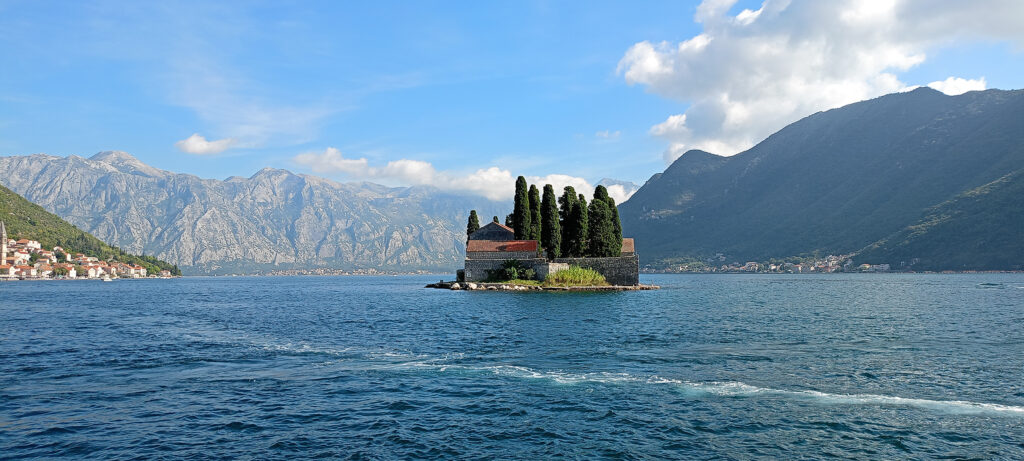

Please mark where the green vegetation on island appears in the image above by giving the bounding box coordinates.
[469,176,623,260]
[543,266,608,287]
[0,183,181,276]
[483,260,608,287]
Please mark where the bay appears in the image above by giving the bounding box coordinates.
[2,274,1023,458]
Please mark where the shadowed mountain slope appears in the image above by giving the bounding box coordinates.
[619,88,1024,269]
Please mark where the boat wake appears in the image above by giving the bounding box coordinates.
[401,362,1024,417]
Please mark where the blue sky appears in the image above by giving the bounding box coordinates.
[1,0,1023,201]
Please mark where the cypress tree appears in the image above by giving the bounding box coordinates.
[528,184,541,241]
[608,196,622,243]
[587,198,614,256]
[466,210,480,241]
[558,186,577,256]
[505,213,513,227]
[561,194,590,257]
[574,194,588,257]
[541,184,561,259]
[592,186,622,254]
[513,176,530,239]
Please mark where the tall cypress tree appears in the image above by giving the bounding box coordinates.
[528,184,542,241]
[467,210,480,242]
[592,186,622,254]
[513,176,530,239]
[541,184,561,259]
[565,195,588,257]
[558,186,577,256]
[574,194,589,257]
[608,196,622,243]
[587,198,614,256]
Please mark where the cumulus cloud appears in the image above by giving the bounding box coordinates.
[618,0,1024,163]
[927,76,987,95]
[604,184,638,203]
[294,148,598,201]
[175,133,237,155]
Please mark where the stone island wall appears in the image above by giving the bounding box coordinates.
[552,255,640,286]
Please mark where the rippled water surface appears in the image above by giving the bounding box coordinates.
[2,274,1024,459]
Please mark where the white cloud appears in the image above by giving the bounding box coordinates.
[595,130,621,139]
[605,184,638,203]
[619,0,1024,163]
[927,76,987,95]
[294,148,599,201]
[168,56,336,150]
[175,133,237,155]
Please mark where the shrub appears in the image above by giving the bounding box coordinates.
[485,259,535,282]
[543,266,608,287]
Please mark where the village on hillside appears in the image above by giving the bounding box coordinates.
[0,221,172,280]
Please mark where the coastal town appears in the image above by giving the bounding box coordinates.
[0,221,171,280]
[643,253,895,274]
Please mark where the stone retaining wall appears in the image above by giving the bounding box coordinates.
[553,255,640,286]
[463,255,640,286]
[464,257,546,282]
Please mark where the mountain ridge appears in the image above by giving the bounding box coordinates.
[620,87,1024,269]
[0,152,507,275]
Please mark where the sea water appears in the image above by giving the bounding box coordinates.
[2,274,1023,458]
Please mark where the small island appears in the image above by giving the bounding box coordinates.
[429,177,658,291]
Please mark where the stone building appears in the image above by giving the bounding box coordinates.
[0,221,6,260]
[461,222,640,285]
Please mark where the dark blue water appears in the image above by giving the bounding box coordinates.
[2,274,1023,459]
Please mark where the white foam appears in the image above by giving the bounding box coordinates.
[404,362,1024,417]
[181,331,1024,418]
[682,381,1024,416]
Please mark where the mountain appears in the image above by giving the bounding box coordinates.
[854,171,1024,271]
[619,88,1024,269]
[0,183,180,275]
[0,152,506,275]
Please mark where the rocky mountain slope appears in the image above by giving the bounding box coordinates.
[620,88,1024,270]
[0,151,505,274]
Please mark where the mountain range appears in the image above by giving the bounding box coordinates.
[619,87,1024,270]
[0,152,505,275]
[3,88,1022,274]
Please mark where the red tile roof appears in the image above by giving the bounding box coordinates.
[467,240,538,252]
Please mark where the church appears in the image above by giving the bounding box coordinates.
[461,221,639,286]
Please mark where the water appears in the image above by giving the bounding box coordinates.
[2,274,1023,459]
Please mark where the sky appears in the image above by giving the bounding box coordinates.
[1,0,1023,201]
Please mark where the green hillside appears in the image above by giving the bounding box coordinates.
[0,183,180,275]
[620,88,1024,270]
[854,171,1024,271]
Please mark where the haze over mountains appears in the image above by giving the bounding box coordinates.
[0,152,506,274]
[620,88,1024,270]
